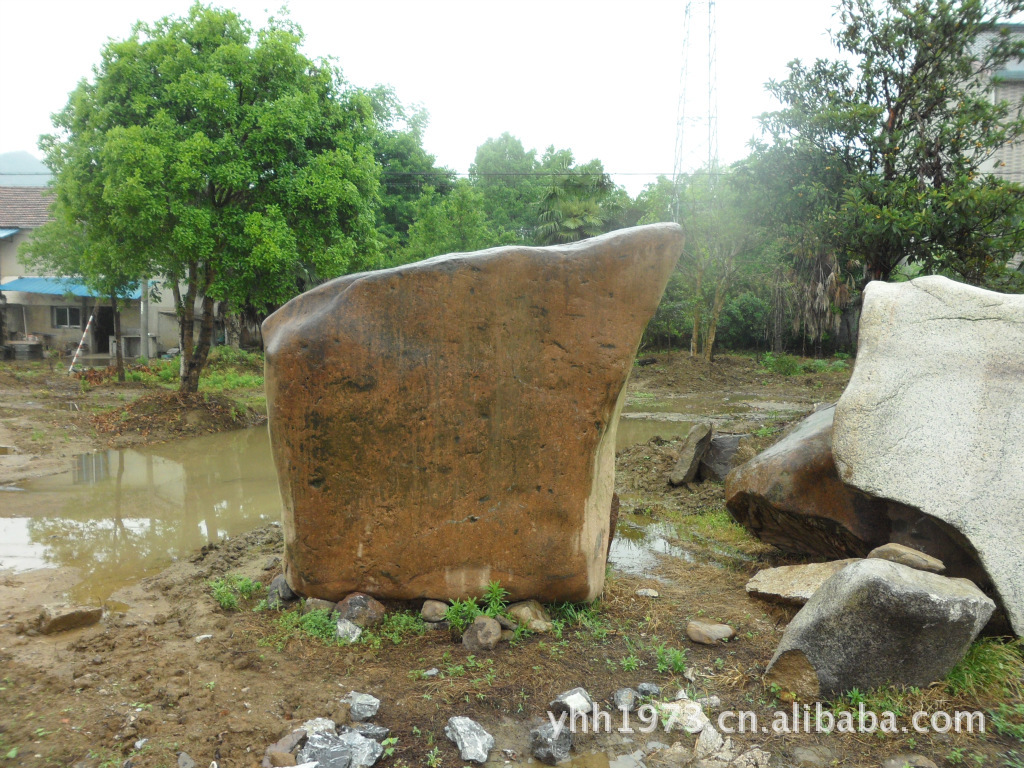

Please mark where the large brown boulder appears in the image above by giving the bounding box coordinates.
[263,224,683,603]
[724,406,891,559]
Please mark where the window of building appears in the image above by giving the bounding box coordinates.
[52,306,81,328]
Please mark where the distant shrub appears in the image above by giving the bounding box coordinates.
[761,352,801,376]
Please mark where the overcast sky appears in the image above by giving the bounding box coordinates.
[0,0,845,195]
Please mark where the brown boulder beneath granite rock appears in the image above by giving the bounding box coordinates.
[725,405,891,559]
[263,225,683,603]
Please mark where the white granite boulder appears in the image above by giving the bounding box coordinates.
[833,276,1024,635]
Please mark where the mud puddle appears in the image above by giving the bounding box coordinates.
[0,426,280,603]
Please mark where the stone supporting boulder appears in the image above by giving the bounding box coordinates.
[833,276,1024,635]
[765,558,995,698]
[746,560,860,606]
[725,406,891,559]
[264,225,683,602]
[668,422,713,486]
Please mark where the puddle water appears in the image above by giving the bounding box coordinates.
[0,427,281,603]
[615,414,694,450]
[608,515,695,577]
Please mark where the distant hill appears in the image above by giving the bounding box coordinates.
[0,151,51,187]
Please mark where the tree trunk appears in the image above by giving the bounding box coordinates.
[703,280,727,363]
[225,310,241,349]
[690,262,704,357]
[111,292,125,383]
[181,293,215,394]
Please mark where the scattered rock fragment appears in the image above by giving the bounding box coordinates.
[880,755,938,768]
[352,722,390,740]
[508,600,552,627]
[301,718,337,735]
[305,598,337,614]
[267,574,297,609]
[298,730,383,768]
[656,698,709,734]
[635,588,659,598]
[636,682,661,698]
[38,604,102,634]
[745,560,860,606]
[336,618,362,644]
[336,593,387,627]
[686,620,735,644]
[549,687,595,717]
[529,721,573,765]
[867,543,944,574]
[790,745,835,768]
[177,754,197,768]
[444,716,494,764]
[612,687,639,712]
[766,559,995,698]
[668,422,713,486]
[462,615,502,651]
[420,599,449,622]
[343,691,381,721]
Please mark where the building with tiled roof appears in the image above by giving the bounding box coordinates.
[0,187,53,229]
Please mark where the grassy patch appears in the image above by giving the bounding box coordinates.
[208,574,264,611]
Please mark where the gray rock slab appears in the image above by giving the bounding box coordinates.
[336,618,363,644]
[529,721,572,765]
[420,599,448,622]
[746,560,861,605]
[462,615,501,651]
[698,434,743,482]
[267,574,296,609]
[636,683,661,698]
[669,422,713,486]
[444,716,494,764]
[612,687,639,712]
[686,620,735,644]
[833,276,1024,634]
[766,558,995,697]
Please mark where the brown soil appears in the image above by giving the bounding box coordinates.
[0,354,1018,768]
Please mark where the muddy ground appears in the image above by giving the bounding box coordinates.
[0,352,1019,768]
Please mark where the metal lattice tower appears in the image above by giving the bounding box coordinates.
[673,0,719,220]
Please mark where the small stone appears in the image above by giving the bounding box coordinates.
[686,620,735,644]
[38,604,103,634]
[299,730,382,768]
[791,745,836,768]
[868,543,945,574]
[635,588,659,598]
[336,618,363,644]
[268,751,297,767]
[611,688,639,712]
[267,574,296,608]
[527,618,553,633]
[424,620,449,631]
[549,687,594,717]
[880,755,939,768]
[336,593,387,628]
[194,634,213,643]
[423,668,439,678]
[421,600,449,622]
[177,754,197,768]
[353,722,390,740]
[694,724,724,760]
[444,716,494,764]
[301,718,337,735]
[495,614,517,630]
[529,721,572,765]
[267,729,307,757]
[636,682,661,698]
[694,695,721,709]
[644,742,670,754]
[657,699,709,733]
[746,560,861,606]
[508,600,552,626]
[343,691,381,721]
[264,556,281,571]
[462,615,501,651]
[304,598,337,614]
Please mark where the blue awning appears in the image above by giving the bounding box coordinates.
[0,277,141,300]
[0,228,18,240]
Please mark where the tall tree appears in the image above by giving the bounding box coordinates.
[401,182,499,262]
[469,133,543,241]
[754,0,1024,288]
[535,149,616,245]
[36,4,383,393]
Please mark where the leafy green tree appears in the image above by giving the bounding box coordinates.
[366,87,455,250]
[36,4,383,393]
[535,150,616,245]
[402,182,500,262]
[754,0,1024,288]
[469,133,543,241]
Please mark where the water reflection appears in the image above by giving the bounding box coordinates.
[0,427,281,603]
